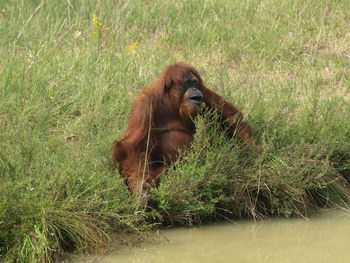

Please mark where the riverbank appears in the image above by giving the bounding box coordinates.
[1,1,350,262]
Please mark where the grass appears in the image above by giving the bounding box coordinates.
[1,0,350,262]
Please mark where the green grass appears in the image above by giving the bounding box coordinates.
[1,0,350,262]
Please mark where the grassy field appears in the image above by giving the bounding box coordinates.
[1,0,350,262]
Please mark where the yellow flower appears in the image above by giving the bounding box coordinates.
[127,41,138,52]
[92,14,109,43]
[92,13,102,26]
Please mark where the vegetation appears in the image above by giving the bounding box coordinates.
[1,0,350,262]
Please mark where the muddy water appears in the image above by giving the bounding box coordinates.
[79,211,350,263]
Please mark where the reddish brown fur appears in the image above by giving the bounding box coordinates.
[112,62,260,195]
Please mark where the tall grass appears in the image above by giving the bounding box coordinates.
[1,0,350,262]
[151,111,350,225]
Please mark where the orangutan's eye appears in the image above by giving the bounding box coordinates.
[184,79,199,89]
[191,80,199,88]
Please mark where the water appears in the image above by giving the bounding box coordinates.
[78,211,350,263]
